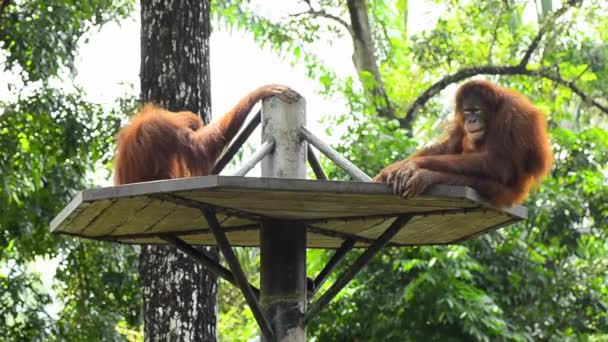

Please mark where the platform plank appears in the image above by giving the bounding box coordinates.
[50,176,526,248]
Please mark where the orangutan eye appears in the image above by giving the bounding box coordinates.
[464,107,483,119]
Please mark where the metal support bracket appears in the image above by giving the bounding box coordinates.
[232,138,275,176]
[309,238,355,298]
[305,215,413,323]
[300,127,371,182]
[202,208,275,341]
[307,145,327,180]
[161,234,260,297]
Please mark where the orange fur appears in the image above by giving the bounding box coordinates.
[114,84,299,185]
[374,80,553,207]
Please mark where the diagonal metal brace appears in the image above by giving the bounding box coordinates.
[212,110,261,174]
[161,234,260,297]
[300,127,372,182]
[201,208,275,341]
[232,138,275,177]
[310,238,355,298]
[305,215,413,323]
[307,145,327,180]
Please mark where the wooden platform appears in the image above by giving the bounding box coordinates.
[50,176,526,248]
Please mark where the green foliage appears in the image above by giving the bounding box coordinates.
[218,247,260,340]
[0,0,134,82]
[0,242,53,341]
[53,241,141,341]
[0,88,142,340]
[1,90,117,255]
[0,0,139,340]
[309,246,522,341]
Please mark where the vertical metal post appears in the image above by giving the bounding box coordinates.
[260,96,307,341]
[262,96,307,178]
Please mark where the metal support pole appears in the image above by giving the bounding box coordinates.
[261,220,307,341]
[260,95,307,341]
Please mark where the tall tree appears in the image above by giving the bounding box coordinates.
[139,0,217,340]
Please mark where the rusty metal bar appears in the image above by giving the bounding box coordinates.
[300,127,371,182]
[161,234,260,297]
[305,214,413,323]
[201,208,275,341]
[212,110,261,174]
[307,145,327,180]
[310,238,355,298]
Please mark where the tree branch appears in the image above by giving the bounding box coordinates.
[487,13,502,65]
[290,2,353,36]
[527,69,608,113]
[519,0,580,67]
[572,64,590,82]
[402,64,608,131]
[402,65,525,129]
[401,0,586,130]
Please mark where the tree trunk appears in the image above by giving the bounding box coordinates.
[346,0,396,124]
[139,0,217,341]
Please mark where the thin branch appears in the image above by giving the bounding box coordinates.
[403,65,523,128]
[518,23,546,67]
[402,65,608,128]
[572,65,590,82]
[487,13,502,65]
[291,2,353,36]
[402,0,585,129]
[296,10,353,35]
[527,69,608,113]
[519,0,579,67]
[377,20,392,62]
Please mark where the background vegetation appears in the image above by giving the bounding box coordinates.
[1,0,607,340]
